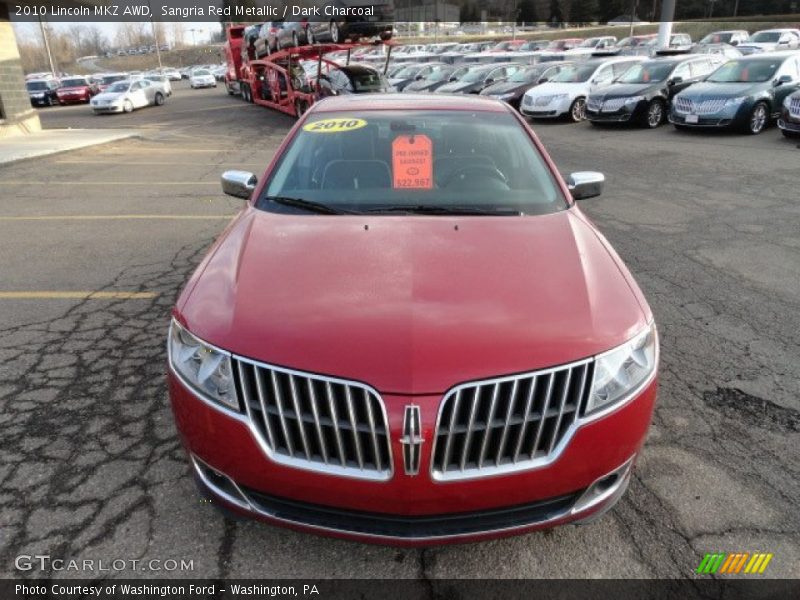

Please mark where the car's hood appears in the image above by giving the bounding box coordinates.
[178,208,648,394]
[388,77,411,86]
[481,81,528,95]
[436,81,478,93]
[679,81,762,98]
[738,42,775,50]
[598,82,657,97]
[93,92,124,102]
[404,80,440,92]
[526,81,584,98]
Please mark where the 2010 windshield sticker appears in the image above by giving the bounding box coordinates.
[392,134,433,190]
[303,118,368,133]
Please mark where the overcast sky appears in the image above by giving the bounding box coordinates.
[12,21,222,47]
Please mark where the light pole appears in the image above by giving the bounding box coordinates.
[146,0,163,70]
[188,28,199,46]
[37,16,57,77]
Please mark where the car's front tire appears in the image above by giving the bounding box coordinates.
[123,99,134,113]
[745,102,769,135]
[329,21,341,43]
[569,97,586,122]
[644,99,665,128]
[154,92,165,106]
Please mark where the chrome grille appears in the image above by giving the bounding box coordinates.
[431,360,593,481]
[602,97,628,112]
[674,97,694,113]
[694,98,727,115]
[586,96,603,112]
[790,97,800,119]
[534,95,554,106]
[234,358,392,481]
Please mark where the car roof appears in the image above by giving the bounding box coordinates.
[313,93,510,114]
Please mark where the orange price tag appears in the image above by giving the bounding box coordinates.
[392,134,433,190]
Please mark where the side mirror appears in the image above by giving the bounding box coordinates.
[669,76,684,86]
[415,74,424,81]
[449,76,458,82]
[568,172,605,201]
[774,75,792,86]
[731,40,739,46]
[221,170,257,199]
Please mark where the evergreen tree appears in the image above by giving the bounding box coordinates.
[518,0,539,24]
[549,0,564,23]
[570,0,599,23]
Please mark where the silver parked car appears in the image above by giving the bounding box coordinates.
[90,79,166,114]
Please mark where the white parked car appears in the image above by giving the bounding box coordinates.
[520,57,645,122]
[737,29,800,55]
[163,68,182,81]
[90,79,166,114]
[190,69,217,89]
[563,36,618,57]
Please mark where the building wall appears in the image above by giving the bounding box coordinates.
[0,3,41,136]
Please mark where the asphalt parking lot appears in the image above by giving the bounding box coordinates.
[0,81,798,580]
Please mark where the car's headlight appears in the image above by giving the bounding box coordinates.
[625,95,644,105]
[585,323,658,415]
[724,96,747,107]
[168,319,239,411]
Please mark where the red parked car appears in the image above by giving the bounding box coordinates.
[168,94,659,545]
[56,76,98,104]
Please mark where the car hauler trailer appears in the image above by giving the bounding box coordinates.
[224,25,393,118]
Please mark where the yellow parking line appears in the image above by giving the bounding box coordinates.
[0,291,158,300]
[0,215,236,221]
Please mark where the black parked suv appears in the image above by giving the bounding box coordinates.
[586,55,724,128]
[26,79,60,107]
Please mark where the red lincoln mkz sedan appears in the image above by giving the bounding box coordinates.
[168,94,658,545]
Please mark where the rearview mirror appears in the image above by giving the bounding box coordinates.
[221,170,258,199]
[568,172,605,200]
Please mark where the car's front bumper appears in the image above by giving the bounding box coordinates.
[669,103,749,128]
[169,370,657,545]
[778,110,800,133]
[92,104,124,113]
[520,97,571,118]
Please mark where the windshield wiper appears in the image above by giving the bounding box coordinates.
[267,196,352,215]
[365,205,523,216]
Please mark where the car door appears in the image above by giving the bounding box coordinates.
[667,61,694,99]
[129,81,147,107]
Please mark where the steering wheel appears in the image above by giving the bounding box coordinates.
[444,164,508,189]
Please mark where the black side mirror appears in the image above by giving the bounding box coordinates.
[485,78,495,84]
[669,76,684,86]
[775,75,793,87]
[415,74,424,81]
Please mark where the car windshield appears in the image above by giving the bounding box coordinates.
[394,65,422,78]
[26,81,48,91]
[707,59,780,83]
[748,32,781,43]
[262,110,566,216]
[509,68,542,83]
[426,69,453,82]
[194,70,211,76]
[106,82,130,93]
[461,69,490,83]
[61,78,86,87]
[578,38,600,48]
[349,71,384,92]
[551,64,597,83]
[102,76,124,84]
[616,62,675,83]
[701,32,733,44]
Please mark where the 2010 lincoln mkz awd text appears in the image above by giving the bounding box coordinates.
[167,94,659,546]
